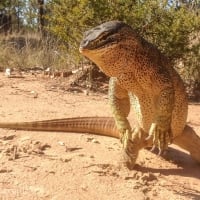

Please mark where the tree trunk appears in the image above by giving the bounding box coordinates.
[38,0,45,34]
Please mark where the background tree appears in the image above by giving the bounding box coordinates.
[38,0,45,33]
[46,0,199,83]
[0,0,12,34]
[0,0,199,98]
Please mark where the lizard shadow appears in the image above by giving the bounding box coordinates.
[174,190,200,200]
[135,146,200,179]
[134,147,200,200]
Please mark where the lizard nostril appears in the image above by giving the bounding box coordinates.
[81,40,89,48]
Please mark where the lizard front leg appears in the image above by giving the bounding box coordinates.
[109,77,139,167]
[109,78,131,138]
[118,70,175,156]
[146,87,175,154]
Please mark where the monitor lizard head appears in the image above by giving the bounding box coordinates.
[79,21,137,76]
[80,21,127,52]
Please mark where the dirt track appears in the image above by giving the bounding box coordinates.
[0,73,200,200]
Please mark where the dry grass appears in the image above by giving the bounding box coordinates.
[0,32,77,71]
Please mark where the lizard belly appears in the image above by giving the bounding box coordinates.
[129,93,154,132]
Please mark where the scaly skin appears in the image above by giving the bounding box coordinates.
[79,21,192,167]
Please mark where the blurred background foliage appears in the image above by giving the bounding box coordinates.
[0,0,199,98]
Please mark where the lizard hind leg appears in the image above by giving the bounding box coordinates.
[173,125,200,163]
[122,127,149,169]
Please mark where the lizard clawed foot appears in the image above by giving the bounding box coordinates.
[121,127,144,169]
[146,123,173,155]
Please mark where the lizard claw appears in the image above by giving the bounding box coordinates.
[145,134,153,141]
[150,145,166,156]
[158,149,164,156]
[146,123,173,155]
[150,145,157,152]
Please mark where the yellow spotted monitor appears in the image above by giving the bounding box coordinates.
[0,21,199,168]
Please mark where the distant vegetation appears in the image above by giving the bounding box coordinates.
[0,0,199,86]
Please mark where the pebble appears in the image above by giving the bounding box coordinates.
[0,135,16,140]
[0,168,12,173]
[5,68,11,76]
[30,91,38,98]
[58,141,65,146]
[86,137,100,144]
[81,184,88,191]
[140,173,157,182]
[0,82,4,87]
[141,186,149,193]
[19,136,31,142]
[91,139,100,144]
[60,156,72,163]
[83,90,89,95]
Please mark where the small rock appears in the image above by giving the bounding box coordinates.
[135,171,142,180]
[133,182,141,189]
[5,68,11,76]
[140,173,157,182]
[81,185,88,191]
[30,91,38,98]
[65,147,82,152]
[124,176,134,180]
[29,186,45,196]
[60,157,72,162]
[45,67,51,72]
[39,143,51,151]
[83,90,89,95]
[152,189,158,196]
[78,154,85,157]
[0,168,12,173]
[158,180,167,186]
[0,82,4,87]
[19,136,31,142]
[141,186,149,193]
[58,141,65,146]
[1,140,9,145]
[0,135,16,140]
[14,180,20,185]
[139,161,145,165]
[91,139,100,144]
[87,138,100,144]
[48,171,56,174]
[86,137,93,142]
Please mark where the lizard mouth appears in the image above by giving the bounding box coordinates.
[79,41,117,55]
[80,39,117,51]
[80,31,118,52]
[91,38,118,50]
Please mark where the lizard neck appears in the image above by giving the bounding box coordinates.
[84,40,142,77]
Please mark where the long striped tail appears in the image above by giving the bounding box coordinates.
[0,117,119,138]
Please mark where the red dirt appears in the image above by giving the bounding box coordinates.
[0,72,199,200]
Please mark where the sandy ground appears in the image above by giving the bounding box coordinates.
[0,72,199,200]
